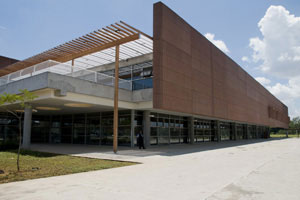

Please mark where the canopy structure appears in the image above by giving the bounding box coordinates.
[0,21,152,76]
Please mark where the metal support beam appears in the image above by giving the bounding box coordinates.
[113,45,119,153]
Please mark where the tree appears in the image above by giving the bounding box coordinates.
[289,117,300,129]
[0,89,38,171]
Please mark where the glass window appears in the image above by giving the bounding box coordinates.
[150,127,158,137]
[119,127,131,137]
[134,115,143,126]
[158,127,169,137]
[150,117,157,127]
[119,116,131,126]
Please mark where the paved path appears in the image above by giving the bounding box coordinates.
[0,138,299,200]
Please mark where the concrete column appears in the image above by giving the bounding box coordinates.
[188,117,194,144]
[245,124,249,139]
[267,127,270,138]
[232,123,237,140]
[130,110,135,148]
[22,107,32,149]
[216,120,221,142]
[143,110,151,147]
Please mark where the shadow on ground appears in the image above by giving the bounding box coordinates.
[6,149,60,158]
[29,138,288,158]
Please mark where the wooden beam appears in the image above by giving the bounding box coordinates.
[95,30,116,41]
[115,23,137,34]
[55,46,78,54]
[83,35,105,45]
[56,34,139,62]
[113,44,119,154]
[71,39,95,49]
[90,32,112,43]
[120,21,153,40]
[85,34,106,44]
[77,37,98,47]
[68,40,90,49]
[103,27,124,39]
[63,43,84,52]
[111,24,131,36]
[106,26,127,37]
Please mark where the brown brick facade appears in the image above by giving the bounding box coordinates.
[153,2,289,128]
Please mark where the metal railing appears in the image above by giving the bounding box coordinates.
[0,60,132,90]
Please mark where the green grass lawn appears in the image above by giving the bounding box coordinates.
[270,133,300,138]
[0,150,136,184]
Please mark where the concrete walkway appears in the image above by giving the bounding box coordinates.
[0,138,300,200]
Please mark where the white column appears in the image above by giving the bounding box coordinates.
[188,117,194,144]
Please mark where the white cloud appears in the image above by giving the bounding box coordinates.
[248,5,300,118]
[204,33,230,53]
[241,56,250,62]
[266,77,300,118]
[255,77,271,86]
[249,5,300,78]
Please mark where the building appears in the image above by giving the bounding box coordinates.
[0,2,289,149]
[0,56,19,70]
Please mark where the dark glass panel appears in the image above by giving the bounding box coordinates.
[150,137,158,145]
[150,127,157,137]
[61,127,72,143]
[119,115,131,126]
[158,127,169,137]
[170,137,180,144]
[119,126,131,136]
[158,137,169,144]
[134,115,143,126]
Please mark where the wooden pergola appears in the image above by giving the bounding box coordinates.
[0,21,151,76]
[1,21,152,153]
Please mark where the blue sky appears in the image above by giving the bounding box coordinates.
[1,0,300,117]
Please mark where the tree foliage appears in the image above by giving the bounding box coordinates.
[289,117,300,129]
[0,89,37,110]
[0,89,38,171]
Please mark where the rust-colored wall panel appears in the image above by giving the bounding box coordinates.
[153,2,289,128]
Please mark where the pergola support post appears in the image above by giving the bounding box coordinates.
[113,45,120,153]
[71,59,74,76]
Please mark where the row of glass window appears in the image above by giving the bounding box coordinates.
[149,112,188,145]
[100,61,153,90]
[29,111,143,146]
[0,111,270,145]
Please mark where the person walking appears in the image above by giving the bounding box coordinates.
[137,131,145,149]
